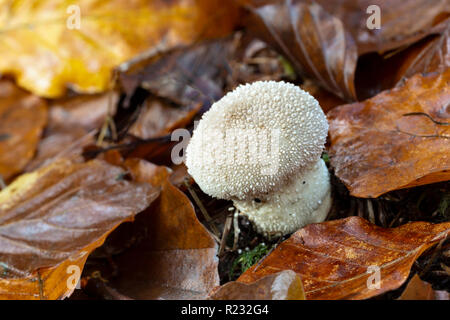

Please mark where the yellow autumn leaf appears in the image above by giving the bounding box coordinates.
[0,0,240,97]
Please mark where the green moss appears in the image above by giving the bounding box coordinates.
[229,243,271,280]
[322,152,330,164]
[278,55,296,80]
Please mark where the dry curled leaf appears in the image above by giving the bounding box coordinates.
[328,69,450,198]
[0,0,241,97]
[240,0,449,100]
[243,0,357,101]
[208,270,305,300]
[313,0,449,55]
[108,159,219,300]
[356,24,450,100]
[119,39,228,107]
[0,80,47,181]
[0,159,159,299]
[392,26,450,84]
[238,216,450,300]
[399,274,449,300]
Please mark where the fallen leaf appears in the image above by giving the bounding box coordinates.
[208,270,305,300]
[392,26,450,84]
[328,69,450,198]
[25,91,118,172]
[0,159,159,299]
[398,274,448,300]
[25,125,92,173]
[0,80,47,181]
[108,159,219,300]
[313,0,449,55]
[242,0,358,101]
[48,92,118,132]
[119,39,228,107]
[355,24,450,100]
[238,216,450,300]
[240,0,449,100]
[0,0,241,97]
[129,98,200,140]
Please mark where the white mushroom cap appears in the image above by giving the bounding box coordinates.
[233,159,331,235]
[185,81,328,201]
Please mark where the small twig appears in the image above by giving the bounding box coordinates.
[184,179,221,240]
[389,209,403,228]
[419,238,445,277]
[83,134,171,159]
[97,115,118,146]
[378,202,387,228]
[233,209,240,251]
[37,269,44,300]
[356,199,364,217]
[218,213,233,256]
[83,275,133,300]
[366,199,375,224]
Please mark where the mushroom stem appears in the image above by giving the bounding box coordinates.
[232,159,331,236]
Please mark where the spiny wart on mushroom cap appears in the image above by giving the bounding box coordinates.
[185,80,331,236]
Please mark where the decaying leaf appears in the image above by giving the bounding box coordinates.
[328,69,450,198]
[238,216,450,300]
[399,274,449,300]
[355,24,450,100]
[242,0,358,101]
[0,159,159,299]
[0,0,241,97]
[26,92,116,172]
[313,0,449,54]
[48,92,118,132]
[129,98,200,140]
[119,39,228,107]
[209,270,305,300]
[392,26,450,84]
[108,159,219,300]
[0,80,47,181]
[240,0,449,100]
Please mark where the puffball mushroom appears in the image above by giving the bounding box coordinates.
[185,81,331,236]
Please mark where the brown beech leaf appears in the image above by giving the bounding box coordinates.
[356,24,450,100]
[392,26,450,84]
[241,0,449,100]
[108,159,219,300]
[243,0,357,101]
[313,0,449,55]
[129,98,201,140]
[0,80,47,181]
[25,92,117,172]
[25,125,93,173]
[399,274,449,300]
[238,216,450,300]
[0,159,159,299]
[119,39,228,107]
[48,92,118,132]
[208,270,305,300]
[328,69,450,198]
